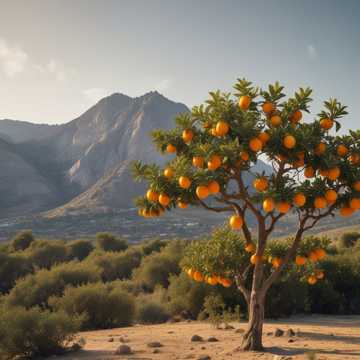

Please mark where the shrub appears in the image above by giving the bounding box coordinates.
[50,282,135,330]
[96,232,128,252]
[0,306,79,359]
[340,232,360,248]
[5,261,101,308]
[136,301,169,324]
[67,239,94,260]
[10,230,35,251]
[140,238,167,255]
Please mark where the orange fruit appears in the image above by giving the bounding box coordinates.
[270,115,282,127]
[350,198,360,210]
[308,275,317,285]
[253,177,268,192]
[178,201,188,209]
[166,144,176,153]
[291,110,302,123]
[262,102,275,114]
[258,131,270,144]
[272,257,283,268]
[208,155,222,171]
[283,135,296,149]
[164,167,174,178]
[337,144,349,157]
[340,207,355,217]
[240,151,250,161]
[315,142,327,155]
[193,271,204,282]
[210,128,219,137]
[192,156,204,168]
[250,254,262,265]
[293,158,305,168]
[349,153,360,165]
[304,166,315,179]
[263,198,275,212]
[146,190,159,202]
[159,194,171,207]
[354,181,360,192]
[319,169,329,177]
[208,180,220,194]
[245,243,256,253]
[179,176,191,189]
[186,268,195,277]
[314,197,327,209]
[229,215,244,229]
[196,185,209,199]
[314,248,326,260]
[207,276,218,286]
[327,167,341,181]
[276,201,291,214]
[320,118,334,130]
[239,95,251,110]
[249,138,263,152]
[221,278,232,288]
[215,121,230,136]
[182,129,193,143]
[295,255,306,266]
[325,189,337,202]
[294,193,306,207]
[315,270,324,280]
[309,251,318,262]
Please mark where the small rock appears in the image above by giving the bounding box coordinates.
[220,323,234,330]
[285,328,296,337]
[191,335,203,342]
[267,332,274,336]
[330,333,335,336]
[207,337,219,342]
[274,328,284,337]
[198,356,211,360]
[108,337,114,342]
[153,348,161,353]
[184,355,196,359]
[201,346,206,350]
[288,339,296,343]
[147,341,163,348]
[114,345,132,355]
[235,328,245,334]
[119,336,128,343]
[168,331,174,334]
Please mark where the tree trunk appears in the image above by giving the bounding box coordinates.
[241,290,265,351]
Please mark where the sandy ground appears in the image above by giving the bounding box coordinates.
[55,315,360,360]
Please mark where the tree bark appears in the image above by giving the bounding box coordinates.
[241,290,265,351]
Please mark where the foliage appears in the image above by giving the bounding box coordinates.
[95,232,128,252]
[340,231,360,248]
[10,230,35,251]
[67,239,94,260]
[136,301,169,324]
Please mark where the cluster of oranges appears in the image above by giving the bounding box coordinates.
[307,269,325,285]
[185,268,232,288]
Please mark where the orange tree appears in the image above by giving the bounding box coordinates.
[132,79,360,351]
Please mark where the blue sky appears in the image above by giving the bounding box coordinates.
[0,0,359,131]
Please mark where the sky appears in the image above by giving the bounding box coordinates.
[0,0,359,131]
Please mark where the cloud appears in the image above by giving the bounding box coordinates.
[307,44,317,60]
[155,79,171,92]
[82,88,108,102]
[0,38,28,77]
[34,59,75,82]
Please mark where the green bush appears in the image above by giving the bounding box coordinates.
[140,238,167,255]
[96,232,128,252]
[10,230,35,251]
[5,261,101,308]
[0,306,79,359]
[67,239,94,260]
[340,232,360,248]
[136,301,169,324]
[50,282,135,330]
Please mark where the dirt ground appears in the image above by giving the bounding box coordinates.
[54,315,360,360]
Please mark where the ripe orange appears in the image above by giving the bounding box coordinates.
[315,142,327,155]
[178,201,188,209]
[262,102,275,114]
[166,144,176,153]
[210,128,219,137]
[314,248,326,260]
[295,255,306,266]
[325,189,337,202]
[308,251,318,263]
[304,166,315,178]
[146,189,159,202]
[207,276,218,286]
[263,198,275,212]
[196,185,209,199]
[193,271,204,282]
[239,95,251,110]
[215,121,230,136]
[270,115,282,127]
[291,110,302,123]
[221,278,232,288]
[250,254,262,265]
[186,268,195,277]
[159,194,170,207]
[337,144,349,157]
[349,153,360,165]
[245,243,255,253]
[319,169,329,177]
[182,129,193,143]
[276,201,291,214]
[208,180,220,194]
[249,138,263,152]
[340,207,355,217]
[272,257,283,269]
[350,198,360,210]
[258,131,270,144]
[164,168,174,179]
[314,197,327,209]
[327,167,341,181]
[354,181,360,192]
[207,155,222,171]
[192,156,204,168]
[293,158,305,168]
[229,215,244,229]
[179,176,191,189]
[320,118,334,130]
[240,151,250,161]
[315,270,324,280]
[308,275,317,285]
[253,177,268,192]
[283,135,296,149]
[294,193,306,207]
